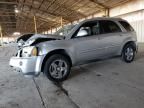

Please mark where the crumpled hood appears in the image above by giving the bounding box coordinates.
[23,34,64,47]
[27,34,64,40]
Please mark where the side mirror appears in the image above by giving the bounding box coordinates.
[77,29,88,37]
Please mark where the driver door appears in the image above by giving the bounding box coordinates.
[71,21,105,63]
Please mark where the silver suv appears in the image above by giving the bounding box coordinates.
[9,17,138,82]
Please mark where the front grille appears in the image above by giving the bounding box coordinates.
[19,50,22,57]
[16,50,22,57]
[22,50,30,57]
[15,52,18,56]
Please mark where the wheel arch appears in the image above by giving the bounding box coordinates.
[41,49,72,72]
[121,41,137,55]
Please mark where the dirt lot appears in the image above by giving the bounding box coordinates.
[0,44,144,108]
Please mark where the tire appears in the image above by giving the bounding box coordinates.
[122,43,135,63]
[44,54,71,82]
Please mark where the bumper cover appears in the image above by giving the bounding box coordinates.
[9,55,45,77]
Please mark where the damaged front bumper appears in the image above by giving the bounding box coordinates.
[9,55,45,77]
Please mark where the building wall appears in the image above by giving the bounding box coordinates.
[115,10,144,42]
[90,0,144,42]
[110,0,144,17]
[109,0,144,42]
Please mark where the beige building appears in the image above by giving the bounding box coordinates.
[93,0,144,42]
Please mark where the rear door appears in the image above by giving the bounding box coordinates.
[98,20,123,56]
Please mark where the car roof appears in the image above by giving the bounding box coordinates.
[81,17,125,23]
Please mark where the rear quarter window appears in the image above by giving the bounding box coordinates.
[119,21,134,32]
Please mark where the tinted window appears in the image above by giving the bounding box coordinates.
[100,20,121,34]
[119,21,134,32]
[74,21,100,38]
[91,22,100,35]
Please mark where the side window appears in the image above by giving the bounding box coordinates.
[100,20,121,34]
[119,21,134,32]
[74,21,100,38]
[91,22,100,35]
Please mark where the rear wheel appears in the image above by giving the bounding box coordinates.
[44,54,71,82]
[122,44,135,63]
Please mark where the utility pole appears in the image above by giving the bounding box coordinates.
[34,16,37,33]
[105,8,109,17]
[60,16,63,28]
[0,25,3,46]
[50,27,52,34]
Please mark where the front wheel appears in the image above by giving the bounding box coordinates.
[44,54,71,82]
[122,44,135,63]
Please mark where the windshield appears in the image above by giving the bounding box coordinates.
[54,24,76,36]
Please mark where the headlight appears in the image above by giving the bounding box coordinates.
[31,47,38,56]
[22,46,38,57]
